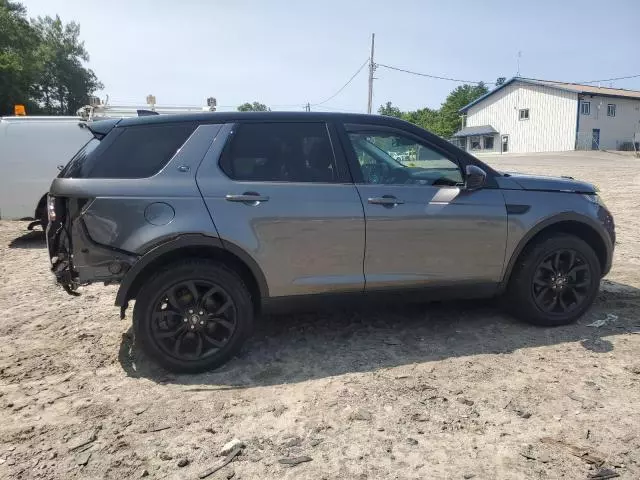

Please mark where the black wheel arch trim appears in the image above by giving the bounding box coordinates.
[499,212,613,291]
[114,234,269,307]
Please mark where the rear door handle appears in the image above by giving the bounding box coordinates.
[368,195,404,207]
[225,192,270,204]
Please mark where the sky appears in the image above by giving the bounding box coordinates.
[20,0,640,113]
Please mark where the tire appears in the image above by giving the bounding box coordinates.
[507,233,601,326]
[133,259,254,373]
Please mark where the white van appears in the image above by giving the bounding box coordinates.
[0,116,92,225]
[1,101,216,228]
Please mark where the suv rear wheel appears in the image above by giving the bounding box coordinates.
[133,260,253,373]
[508,233,601,326]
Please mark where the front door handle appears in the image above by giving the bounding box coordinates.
[368,195,404,207]
[225,192,270,205]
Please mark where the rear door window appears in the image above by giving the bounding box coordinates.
[62,123,196,178]
[219,122,339,183]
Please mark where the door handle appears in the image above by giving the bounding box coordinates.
[225,192,270,204]
[368,195,404,207]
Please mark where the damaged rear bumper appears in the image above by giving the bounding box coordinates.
[47,199,139,295]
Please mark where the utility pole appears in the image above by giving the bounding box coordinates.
[367,33,376,114]
[305,102,311,112]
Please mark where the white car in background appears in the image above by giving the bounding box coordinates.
[0,116,92,227]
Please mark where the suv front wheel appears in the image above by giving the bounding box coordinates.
[133,260,253,373]
[508,233,601,326]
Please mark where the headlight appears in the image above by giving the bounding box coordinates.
[582,194,602,205]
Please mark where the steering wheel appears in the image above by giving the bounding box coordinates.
[361,163,388,184]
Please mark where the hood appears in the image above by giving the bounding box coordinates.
[504,172,597,193]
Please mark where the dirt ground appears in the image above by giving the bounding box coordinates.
[1,151,639,480]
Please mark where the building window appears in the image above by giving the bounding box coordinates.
[519,108,529,120]
[483,136,494,150]
[451,138,465,150]
[581,101,591,115]
[470,136,481,150]
[461,114,467,128]
[607,104,616,117]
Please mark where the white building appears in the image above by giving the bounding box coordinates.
[453,77,640,154]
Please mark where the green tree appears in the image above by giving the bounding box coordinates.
[237,101,269,112]
[377,101,403,118]
[31,15,102,115]
[0,0,40,115]
[434,83,488,138]
[495,77,507,86]
[377,84,488,138]
[403,106,439,131]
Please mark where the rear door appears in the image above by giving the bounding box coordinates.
[340,123,507,290]
[196,121,365,297]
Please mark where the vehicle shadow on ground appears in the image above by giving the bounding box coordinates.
[118,280,640,387]
[8,229,45,249]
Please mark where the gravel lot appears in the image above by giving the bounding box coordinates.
[1,151,639,480]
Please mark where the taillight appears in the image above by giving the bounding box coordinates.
[47,195,57,222]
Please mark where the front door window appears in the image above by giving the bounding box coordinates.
[348,132,463,187]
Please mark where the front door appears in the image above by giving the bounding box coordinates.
[196,121,365,297]
[592,129,600,150]
[501,134,509,153]
[342,125,507,290]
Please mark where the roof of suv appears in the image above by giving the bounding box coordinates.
[116,111,412,128]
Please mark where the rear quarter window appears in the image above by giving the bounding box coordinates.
[63,123,197,179]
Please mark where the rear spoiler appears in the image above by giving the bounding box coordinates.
[79,118,121,139]
[137,109,159,117]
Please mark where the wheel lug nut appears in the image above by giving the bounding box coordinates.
[190,325,195,330]
[199,310,204,315]
[183,318,188,322]
[200,321,204,325]
[188,309,193,314]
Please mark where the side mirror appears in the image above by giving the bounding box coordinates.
[465,165,486,190]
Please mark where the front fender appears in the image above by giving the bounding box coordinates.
[500,211,613,290]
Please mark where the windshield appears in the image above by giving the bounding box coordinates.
[59,138,100,178]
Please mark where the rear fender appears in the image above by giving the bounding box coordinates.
[114,234,269,309]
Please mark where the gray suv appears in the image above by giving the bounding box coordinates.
[47,112,615,372]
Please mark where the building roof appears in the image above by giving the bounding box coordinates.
[452,125,497,137]
[460,77,640,112]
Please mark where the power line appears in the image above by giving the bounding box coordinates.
[376,63,495,85]
[313,104,363,113]
[311,58,370,106]
[577,73,640,84]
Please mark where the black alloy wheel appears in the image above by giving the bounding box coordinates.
[150,280,237,361]
[508,233,601,326]
[531,249,592,315]
[133,260,253,373]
